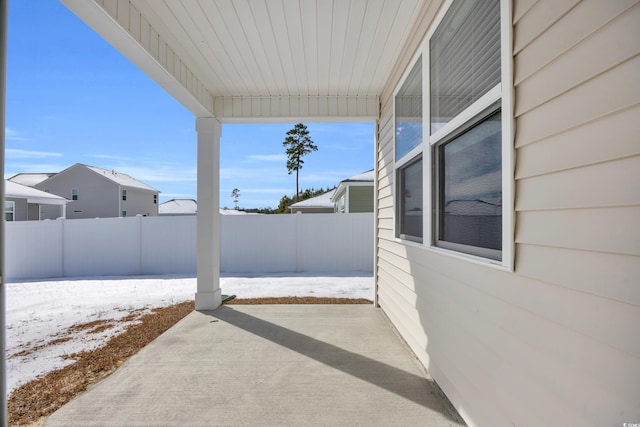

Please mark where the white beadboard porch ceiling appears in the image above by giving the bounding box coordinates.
[61,0,424,121]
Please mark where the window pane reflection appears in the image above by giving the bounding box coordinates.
[439,111,501,251]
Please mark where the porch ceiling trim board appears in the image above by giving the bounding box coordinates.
[212,95,380,123]
[61,0,423,122]
[61,0,214,117]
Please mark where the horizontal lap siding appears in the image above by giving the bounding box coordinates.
[376,0,640,426]
[512,1,640,423]
[374,2,434,419]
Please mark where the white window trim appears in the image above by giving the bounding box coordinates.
[5,200,15,222]
[500,0,515,272]
[429,84,502,146]
[392,49,426,242]
[393,51,425,169]
[392,0,514,271]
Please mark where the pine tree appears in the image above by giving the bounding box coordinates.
[231,188,240,210]
[282,123,318,202]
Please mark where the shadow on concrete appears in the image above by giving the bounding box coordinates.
[204,306,464,424]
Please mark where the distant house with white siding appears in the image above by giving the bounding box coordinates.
[34,163,159,219]
[159,199,264,216]
[331,170,374,213]
[4,180,69,221]
[159,198,197,215]
[289,170,374,214]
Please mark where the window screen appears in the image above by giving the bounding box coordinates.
[397,158,423,242]
[436,110,501,258]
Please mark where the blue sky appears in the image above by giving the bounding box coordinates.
[4,2,374,209]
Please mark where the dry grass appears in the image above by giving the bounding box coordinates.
[8,301,194,427]
[7,296,371,427]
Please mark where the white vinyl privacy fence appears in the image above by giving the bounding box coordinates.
[5,213,373,281]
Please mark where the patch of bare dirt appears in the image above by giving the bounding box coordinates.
[7,302,194,427]
[8,296,371,426]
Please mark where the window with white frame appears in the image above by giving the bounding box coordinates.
[394,0,509,263]
[122,210,127,217]
[122,189,127,201]
[72,188,78,200]
[5,201,15,222]
[395,56,424,243]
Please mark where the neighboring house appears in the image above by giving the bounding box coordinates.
[219,209,260,215]
[331,170,374,213]
[44,1,640,425]
[4,180,69,221]
[35,163,159,219]
[289,169,374,214]
[8,173,56,187]
[159,198,197,216]
[159,199,261,216]
[289,189,336,214]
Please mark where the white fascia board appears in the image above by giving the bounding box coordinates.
[61,0,212,117]
[26,197,68,206]
[213,96,379,123]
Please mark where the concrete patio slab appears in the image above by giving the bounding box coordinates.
[44,305,465,426]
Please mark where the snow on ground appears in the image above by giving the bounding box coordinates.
[5,272,373,394]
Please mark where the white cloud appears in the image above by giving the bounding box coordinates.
[248,154,287,162]
[89,154,135,161]
[4,162,68,178]
[220,166,285,181]
[114,165,197,183]
[5,128,30,142]
[5,149,62,159]
[222,187,291,195]
[300,170,356,184]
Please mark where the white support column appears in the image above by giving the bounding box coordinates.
[195,117,222,310]
[1,0,8,422]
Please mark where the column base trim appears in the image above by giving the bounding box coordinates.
[195,290,222,311]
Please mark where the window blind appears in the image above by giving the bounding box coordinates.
[430,0,501,134]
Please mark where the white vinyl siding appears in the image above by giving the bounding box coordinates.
[376,0,640,426]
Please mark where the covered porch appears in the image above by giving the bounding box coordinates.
[58,0,423,310]
[6,0,460,425]
[43,305,464,426]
